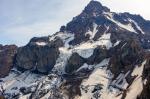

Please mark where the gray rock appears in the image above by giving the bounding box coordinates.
[108,39,144,78]
[65,53,85,74]
[87,46,108,65]
[15,37,62,73]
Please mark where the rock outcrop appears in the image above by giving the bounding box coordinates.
[87,46,108,64]
[65,46,108,74]
[65,53,85,74]
[0,45,17,78]
[15,37,63,73]
[108,39,144,78]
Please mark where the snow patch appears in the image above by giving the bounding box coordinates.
[131,61,146,77]
[36,42,47,46]
[114,40,120,46]
[49,32,74,48]
[0,69,62,98]
[98,33,112,49]
[85,23,98,39]
[125,60,146,99]
[80,68,113,99]
[52,47,72,74]
[74,48,94,58]
[99,33,111,40]
[64,34,74,48]
[143,79,147,85]
[73,32,112,51]
[76,63,90,72]
[0,71,41,94]
[129,19,145,34]
[95,58,110,68]
[104,12,137,33]
[79,59,119,99]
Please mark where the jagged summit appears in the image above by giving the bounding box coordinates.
[83,0,110,15]
[79,0,110,18]
[64,0,150,46]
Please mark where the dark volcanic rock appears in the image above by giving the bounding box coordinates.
[65,1,111,45]
[87,46,108,65]
[108,39,144,78]
[63,0,150,48]
[60,79,82,99]
[83,0,110,15]
[65,53,85,74]
[15,37,61,73]
[51,37,64,47]
[0,45,17,78]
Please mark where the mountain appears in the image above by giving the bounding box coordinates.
[0,1,150,99]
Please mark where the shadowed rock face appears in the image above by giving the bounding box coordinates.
[15,37,63,73]
[0,45,17,78]
[83,1,110,15]
[16,45,59,73]
[108,39,144,77]
[87,46,108,64]
[65,53,85,74]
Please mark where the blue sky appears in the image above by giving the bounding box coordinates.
[0,0,150,46]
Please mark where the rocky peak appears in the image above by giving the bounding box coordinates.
[82,0,110,17]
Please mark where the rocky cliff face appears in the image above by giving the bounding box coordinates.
[0,45,17,78]
[0,0,150,99]
[15,37,63,73]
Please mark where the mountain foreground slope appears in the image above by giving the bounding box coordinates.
[0,1,150,99]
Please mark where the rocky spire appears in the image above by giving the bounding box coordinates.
[83,0,110,16]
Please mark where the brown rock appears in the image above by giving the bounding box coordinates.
[108,39,144,78]
[0,45,17,78]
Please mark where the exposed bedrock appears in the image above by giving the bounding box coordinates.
[0,45,17,78]
[65,53,85,74]
[108,39,144,78]
[65,46,108,74]
[15,37,63,73]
